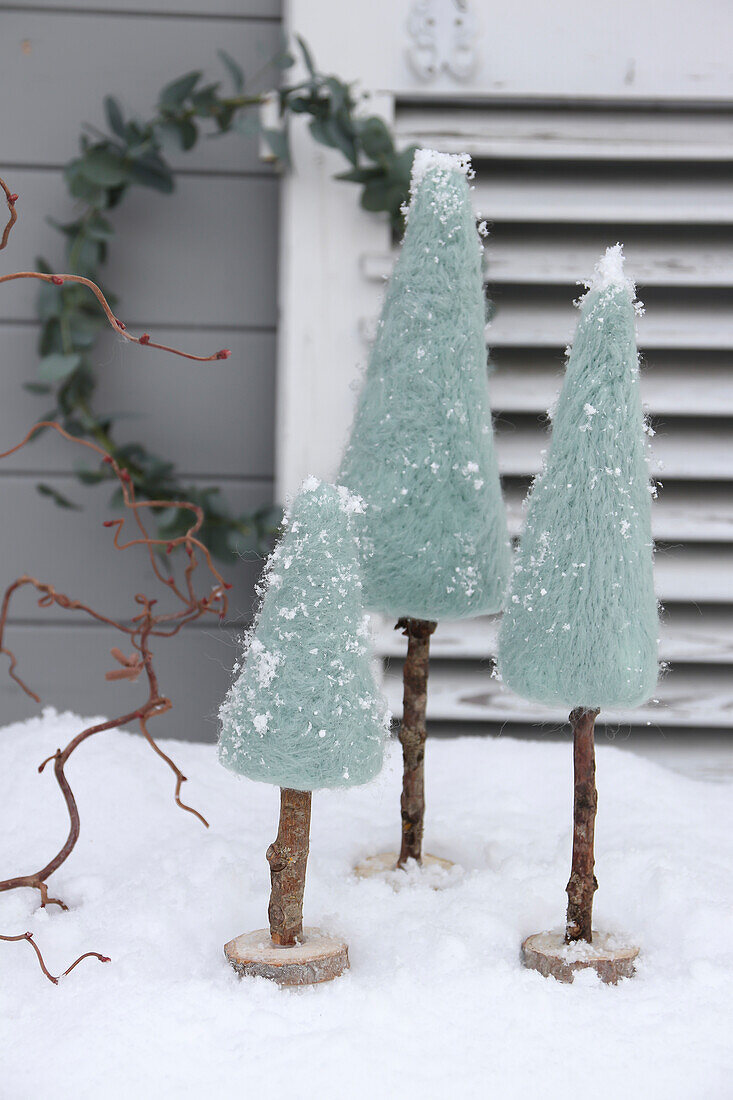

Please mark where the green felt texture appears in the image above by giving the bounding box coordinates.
[339,151,510,621]
[498,247,658,710]
[218,479,389,791]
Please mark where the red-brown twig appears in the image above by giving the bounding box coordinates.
[0,932,110,985]
[0,173,228,359]
[0,424,226,935]
[0,270,230,362]
[0,178,18,251]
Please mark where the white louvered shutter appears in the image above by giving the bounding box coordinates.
[278,0,733,735]
[366,103,733,732]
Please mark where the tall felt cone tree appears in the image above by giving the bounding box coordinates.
[498,245,658,946]
[340,149,510,868]
[219,478,389,962]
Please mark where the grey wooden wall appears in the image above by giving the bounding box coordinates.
[0,0,281,741]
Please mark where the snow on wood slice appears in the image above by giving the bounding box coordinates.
[522,930,639,985]
[224,928,349,986]
[354,851,457,888]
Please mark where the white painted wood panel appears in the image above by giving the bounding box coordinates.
[286,0,733,103]
[396,106,733,162]
[472,173,733,226]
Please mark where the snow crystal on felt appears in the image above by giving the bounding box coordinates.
[1,710,732,1099]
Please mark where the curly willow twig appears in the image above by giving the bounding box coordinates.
[0,931,110,985]
[0,175,233,985]
[0,178,18,251]
[0,422,232,980]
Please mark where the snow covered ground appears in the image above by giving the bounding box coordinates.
[1,709,731,1099]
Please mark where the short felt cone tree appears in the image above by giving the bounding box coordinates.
[498,245,658,951]
[339,149,510,868]
[219,477,389,961]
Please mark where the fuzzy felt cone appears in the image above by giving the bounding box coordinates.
[339,149,510,868]
[498,245,658,950]
[218,478,389,981]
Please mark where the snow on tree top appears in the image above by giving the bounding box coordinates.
[584,243,636,298]
[410,148,474,192]
[405,149,475,221]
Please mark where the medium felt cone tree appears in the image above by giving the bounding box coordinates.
[219,478,388,954]
[339,149,510,868]
[498,245,658,945]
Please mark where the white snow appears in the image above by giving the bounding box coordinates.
[410,147,473,193]
[2,709,733,1099]
[585,243,636,297]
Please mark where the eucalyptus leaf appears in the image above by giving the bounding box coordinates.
[159,70,202,110]
[128,156,174,193]
[262,127,290,165]
[36,483,80,510]
[79,147,130,187]
[38,353,82,383]
[104,96,126,138]
[217,48,244,92]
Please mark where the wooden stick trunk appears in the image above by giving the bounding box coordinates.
[396,617,437,867]
[565,707,600,944]
[267,787,312,946]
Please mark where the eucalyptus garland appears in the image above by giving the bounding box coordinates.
[32,38,416,561]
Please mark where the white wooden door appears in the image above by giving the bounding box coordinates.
[277,0,733,733]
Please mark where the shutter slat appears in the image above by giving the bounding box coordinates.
[362,235,733,288]
[491,362,733,416]
[376,608,733,665]
[395,107,733,163]
[495,426,732,479]
[383,665,733,728]
[504,487,733,542]
[472,173,733,225]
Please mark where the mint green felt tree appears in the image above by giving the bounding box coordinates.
[498,245,658,951]
[219,478,388,969]
[339,149,510,869]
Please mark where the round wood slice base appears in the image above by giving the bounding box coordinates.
[354,851,456,887]
[224,928,349,986]
[522,930,639,985]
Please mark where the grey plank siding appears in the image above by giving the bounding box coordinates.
[0,172,278,326]
[1,11,282,173]
[0,0,280,739]
[0,622,249,742]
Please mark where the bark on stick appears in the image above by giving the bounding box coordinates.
[565,707,600,944]
[267,787,312,946]
[396,617,437,867]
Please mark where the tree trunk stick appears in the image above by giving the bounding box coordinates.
[396,617,437,868]
[267,787,312,947]
[565,707,600,944]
